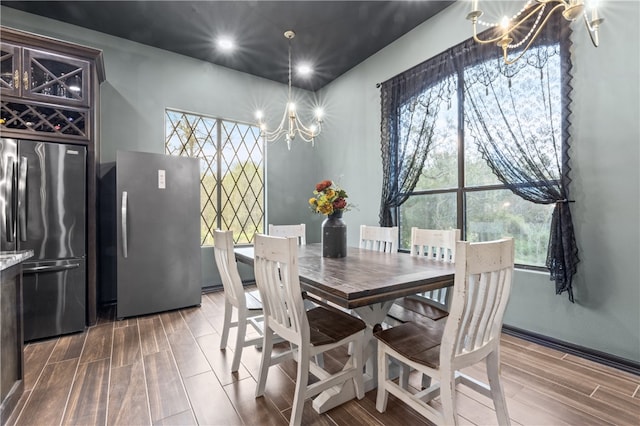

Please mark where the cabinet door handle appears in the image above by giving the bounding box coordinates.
[23,71,29,90]
[4,157,15,242]
[23,263,80,274]
[121,191,128,258]
[18,157,27,242]
[13,69,19,89]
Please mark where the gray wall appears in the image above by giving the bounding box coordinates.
[3,2,638,362]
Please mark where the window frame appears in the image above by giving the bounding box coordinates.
[396,53,562,272]
[164,108,265,246]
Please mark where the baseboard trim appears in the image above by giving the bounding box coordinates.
[502,325,640,376]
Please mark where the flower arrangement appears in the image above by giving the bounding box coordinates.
[309,180,349,216]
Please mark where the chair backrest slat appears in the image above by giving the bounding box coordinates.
[214,229,245,310]
[410,228,460,262]
[441,238,514,366]
[359,225,398,253]
[269,224,306,246]
[254,234,307,345]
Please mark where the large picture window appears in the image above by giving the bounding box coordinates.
[397,50,559,268]
[380,12,578,299]
[165,109,264,245]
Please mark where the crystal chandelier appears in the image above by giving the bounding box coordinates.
[256,30,323,150]
[466,0,604,64]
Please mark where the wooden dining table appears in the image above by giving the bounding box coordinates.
[234,243,455,413]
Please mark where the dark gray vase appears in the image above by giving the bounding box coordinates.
[322,210,347,258]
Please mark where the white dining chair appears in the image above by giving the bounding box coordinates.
[375,238,515,426]
[268,223,306,245]
[410,227,460,320]
[253,234,366,426]
[213,229,264,372]
[359,225,398,253]
[387,228,460,389]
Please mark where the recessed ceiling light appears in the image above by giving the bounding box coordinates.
[296,63,313,77]
[217,36,235,52]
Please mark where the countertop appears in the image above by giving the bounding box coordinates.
[0,250,34,271]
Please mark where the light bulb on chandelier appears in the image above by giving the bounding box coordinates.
[466,0,604,64]
[256,30,324,150]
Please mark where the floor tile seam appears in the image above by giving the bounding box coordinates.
[510,386,617,426]
[507,366,633,426]
[22,338,68,410]
[102,318,115,426]
[59,324,99,425]
[154,311,198,424]
[134,316,154,425]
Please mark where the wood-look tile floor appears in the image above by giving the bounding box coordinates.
[5,289,640,426]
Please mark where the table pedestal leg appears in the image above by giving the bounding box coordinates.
[312,300,395,413]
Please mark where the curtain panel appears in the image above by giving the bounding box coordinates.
[379,50,455,226]
[379,11,579,301]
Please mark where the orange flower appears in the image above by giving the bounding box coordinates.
[315,180,333,192]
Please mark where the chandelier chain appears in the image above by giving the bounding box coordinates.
[509,4,545,49]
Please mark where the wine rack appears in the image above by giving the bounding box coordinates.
[0,101,87,138]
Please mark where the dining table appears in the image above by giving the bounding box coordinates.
[234,243,455,413]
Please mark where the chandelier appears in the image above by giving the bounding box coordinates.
[466,0,604,64]
[256,30,323,150]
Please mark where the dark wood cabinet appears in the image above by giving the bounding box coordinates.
[0,262,24,425]
[0,42,21,98]
[0,26,105,326]
[2,45,91,107]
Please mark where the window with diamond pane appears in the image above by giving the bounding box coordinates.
[165,109,264,246]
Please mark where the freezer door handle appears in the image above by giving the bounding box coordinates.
[23,263,80,274]
[4,156,15,242]
[121,191,128,258]
[18,156,27,241]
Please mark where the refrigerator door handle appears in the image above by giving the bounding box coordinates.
[18,156,27,241]
[23,263,80,274]
[122,191,128,258]
[5,157,15,242]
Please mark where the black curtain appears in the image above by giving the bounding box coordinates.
[462,13,579,301]
[379,50,455,226]
[379,11,579,301]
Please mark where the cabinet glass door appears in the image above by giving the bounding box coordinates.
[0,43,20,97]
[23,48,90,107]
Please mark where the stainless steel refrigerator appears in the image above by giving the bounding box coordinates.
[116,151,201,319]
[0,138,86,341]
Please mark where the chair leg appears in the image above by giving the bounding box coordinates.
[375,345,389,412]
[351,334,365,399]
[398,363,410,389]
[440,371,458,426]
[290,345,310,426]
[231,315,247,373]
[220,301,233,349]
[255,330,274,398]
[421,373,432,390]
[487,351,511,426]
[314,353,324,369]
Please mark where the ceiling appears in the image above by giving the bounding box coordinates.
[2,1,454,91]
